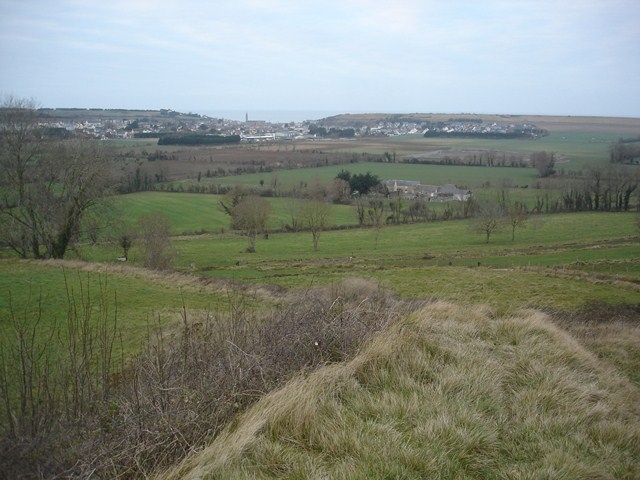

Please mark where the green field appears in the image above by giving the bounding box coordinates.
[0,259,239,357]
[67,211,639,311]
[338,131,618,167]
[163,132,628,193]
[107,192,358,235]
[186,161,538,191]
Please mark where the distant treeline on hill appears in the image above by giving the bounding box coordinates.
[133,133,241,145]
[448,117,483,123]
[610,136,640,164]
[423,130,544,139]
[422,120,547,140]
[308,125,356,138]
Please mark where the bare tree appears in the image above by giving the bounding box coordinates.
[219,186,249,229]
[301,199,332,251]
[0,97,113,258]
[388,197,403,224]
[367,197,385,249]
[470,202,505,243]
[408,198,430,222]
[354,196,367,225]
[530,151,556,178]
[283,195,303,232]
[136,212,175,269]
[507,201,528,241]
[331,178,351,204]
[230,196,272,253]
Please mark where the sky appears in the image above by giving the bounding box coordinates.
[1,0,639,121]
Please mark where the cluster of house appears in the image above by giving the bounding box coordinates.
[35,109,543,143]
[36,108,310,141]
[382,179,471,202]
[422,119,546,138]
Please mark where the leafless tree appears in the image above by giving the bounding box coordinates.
[470,201,505,243]
[408,197,430,222]
[136,212,175,269]
[218,186,249,229]
[230,196,272,252]
[301,199,332,251]
[507,201,528,241]
[283,195,303,232]
[530,151,556,177]
[0,97,113,258]
[331,178,351,204]
[367,197,385,249]
[354,195,367,225]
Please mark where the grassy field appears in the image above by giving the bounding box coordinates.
[162,131,628,194]
[5,209,636,365]
[307,130,620,167]
[107,117,636,188]
[185,161,538,191]
[70,211,639,312]
[0,259,247,357]
[108,192,358,235]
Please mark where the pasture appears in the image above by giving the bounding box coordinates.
[108,192,358,235]
[183,161,538,191]
[304,130,619,168]
[70,210,640,311]
[0,259,241,357]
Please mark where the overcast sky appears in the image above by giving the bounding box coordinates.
[1,0,639,121]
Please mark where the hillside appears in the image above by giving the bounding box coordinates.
[159,301,640,479]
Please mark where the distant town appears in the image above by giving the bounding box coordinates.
[34,108,547,143]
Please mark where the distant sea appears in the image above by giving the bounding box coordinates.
[197,110,358,123]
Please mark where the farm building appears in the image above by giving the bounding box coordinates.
[383,180,470,201]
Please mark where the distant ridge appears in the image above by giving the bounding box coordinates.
[36,108,202,121]
[317,112,640,134]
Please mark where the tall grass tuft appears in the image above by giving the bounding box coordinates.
[161,301,640,480]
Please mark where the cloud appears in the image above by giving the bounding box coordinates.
[1,0,638,115]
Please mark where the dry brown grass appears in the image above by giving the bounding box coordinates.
[553,302,640,386]
[159,301,640,480]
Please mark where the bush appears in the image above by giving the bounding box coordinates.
[136,212,175,270]
[0,278,415,478]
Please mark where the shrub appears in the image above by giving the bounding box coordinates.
[0,278,412,478]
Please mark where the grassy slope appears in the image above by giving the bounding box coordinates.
[0,259,262,356]
[159,302,640,480]
[73,210,639,311]
[108,192,357,235]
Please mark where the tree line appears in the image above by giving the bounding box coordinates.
[308,124,356,138]
[156,133,240,145]
[609,136,640,164]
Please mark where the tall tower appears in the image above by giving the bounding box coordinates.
[245,112,248,123]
